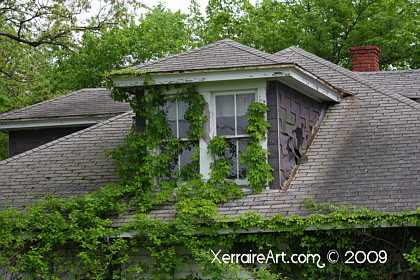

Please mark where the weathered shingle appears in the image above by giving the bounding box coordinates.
[132,39,283,72]
[0,112,133,209]
[361,69,420,100]
[0,88,131,121]
[265,46,420,216]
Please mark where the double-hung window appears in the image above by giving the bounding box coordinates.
[162,99,198,178]
[214,91,255,180]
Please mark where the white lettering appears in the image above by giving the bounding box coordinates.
[211,250,221,263]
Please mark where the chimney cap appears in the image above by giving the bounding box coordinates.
[349,46,381,54]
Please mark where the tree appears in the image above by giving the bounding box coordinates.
[48,4,195,92]
[0,0,132,108]
[0,0,132,161]
[200,0,420,69]
[0,0,129,48]
[279,0,420,68]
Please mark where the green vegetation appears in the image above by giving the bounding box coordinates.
[0,84,418,279]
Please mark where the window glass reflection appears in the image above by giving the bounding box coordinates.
[237,93,254,135]
[216,95,235,136]
[162,100,177,137]
[215,92,254,179]
[238,138,248,179]
[178,101,189,138]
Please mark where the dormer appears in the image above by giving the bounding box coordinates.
[111,39,345,189]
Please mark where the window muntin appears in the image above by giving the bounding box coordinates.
[164,99,189,139]
[215,92,255,180]
[161,99,198,177]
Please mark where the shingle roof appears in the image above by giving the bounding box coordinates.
[0,88,131,122]
[128,46,420,222]
[266,46,419,215]
[360,69,420,100]
[274,46,420,108]
[132,39,283,72]
[0,41,419,221]
[118,46,420,224]
[0,112,133,209]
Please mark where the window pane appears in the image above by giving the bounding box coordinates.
[216,95,235,136]
[225,139,238,179]
[238,138,248,179]
[163,100,177,137]
[178,101,189,138]
[180,146,193,168]
[159,142,179,180]
[180,143,199,179]
[236,93,254,135]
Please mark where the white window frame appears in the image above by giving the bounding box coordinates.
[149,79,268,188]
[163,98,195,169]
[210,89,257,183]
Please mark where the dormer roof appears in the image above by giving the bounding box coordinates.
[0,88,131,131]
[132,39,285,73]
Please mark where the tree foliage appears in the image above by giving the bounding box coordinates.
[49,4,194,92]
[202,0,420,69]
[0,0,131,112]
[0,0,129,48]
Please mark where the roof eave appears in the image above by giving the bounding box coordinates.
[0,115,114,132]
[112,64,344,103]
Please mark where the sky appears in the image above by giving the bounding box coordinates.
[81,0,209,24]
[84,0,258,23]
[140,0,209,14]
[95,0,258,17]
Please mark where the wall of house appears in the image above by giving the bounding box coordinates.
[132,80,326,189]
[267,81,325,188]
[8,126,89,157]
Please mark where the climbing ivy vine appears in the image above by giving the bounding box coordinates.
[0,82,419,279]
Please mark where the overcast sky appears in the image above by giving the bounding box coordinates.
[84,0,258,23]
[140,0,209,14]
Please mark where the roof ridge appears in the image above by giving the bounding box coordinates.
[361,69,420,75]
[282,46,420,110]
[222,39,279,63]
[133,39,282,71]
[0,88,109,120]
[133,40,230,70]
[273,46,296,56]
[0,111,133,165]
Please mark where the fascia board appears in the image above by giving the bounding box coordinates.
[216,222,420,234]
[112,221,419,238]
[277,67,342,102]
[112,66,342,103]
[0,116,110,132]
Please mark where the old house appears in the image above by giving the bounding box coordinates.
[0,39,419,278]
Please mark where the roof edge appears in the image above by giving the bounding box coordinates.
[0,88,111,121]
[0,115,119,132]
[277,46,420,110]
[0,111,134,165]
[113,64,346,102]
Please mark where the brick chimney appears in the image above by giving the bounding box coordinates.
[349,46,381,72]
